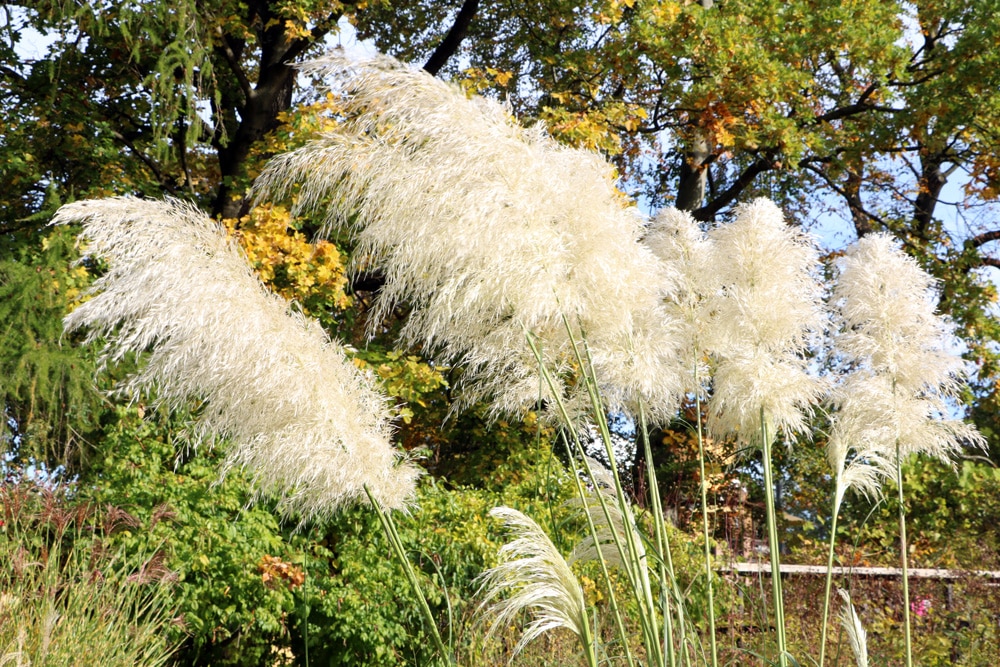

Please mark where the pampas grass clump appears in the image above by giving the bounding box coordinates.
[54,197,418,519]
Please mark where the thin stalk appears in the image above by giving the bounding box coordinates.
[818,499,841,667]
[639,403,678,667]
[364,485,451,666]
[301,555,310,667]
[564,322,666,666]
[580,597,600,667]
[694,378,719,667]
[896,442,913,667]
[525,333,636,667]
[564,433,637,667]
[759,411,788,667]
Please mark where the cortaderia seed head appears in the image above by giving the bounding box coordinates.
[255,54,687,423]
[54,197,418,521]
[704,199,826,447]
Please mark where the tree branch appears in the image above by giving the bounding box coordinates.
[976,256,1000,271]
[971,230,1000,248]
[216,34,253,102]
[110,130,177,196]
[423,0,480,75]
[814,83,879,124]
[284,10,343,63]
[803,163,887,232]
[691,153,776,222]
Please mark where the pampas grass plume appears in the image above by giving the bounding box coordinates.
[644,207,718,394]
[838,589,869,667]
[705,199,825,445]
[477,507,590,656]
[831,233,985,464]
[568,457,644,570]
[255,54,685,421]
[54,197,418,520]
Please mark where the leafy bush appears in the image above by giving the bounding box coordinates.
[80,408,304,666]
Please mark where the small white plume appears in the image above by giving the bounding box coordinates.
[477,507,590,656]
[837,588,869,667]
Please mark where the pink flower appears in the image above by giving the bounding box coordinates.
[910,597,932,618]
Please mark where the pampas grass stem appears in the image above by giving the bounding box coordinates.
[365,485,452,665]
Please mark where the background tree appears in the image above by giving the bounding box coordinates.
[0,0,480,233]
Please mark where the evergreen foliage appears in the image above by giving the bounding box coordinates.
[0,227,100,465]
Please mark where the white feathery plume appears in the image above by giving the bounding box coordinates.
[477,507,591,656]
[830,233,985,466]
[704,199,825,445]
[837,589,869,667]
[825,375,897,514]
[54,197,419,520]
[254,54,685,421]
[644,207,719,395]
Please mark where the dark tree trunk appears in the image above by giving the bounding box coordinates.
[914,151,947,242]
[212,5,298,219]
[423,0,480,76]
[675,134,710,212]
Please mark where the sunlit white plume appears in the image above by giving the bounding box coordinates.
[644,207,718,395]
[825,375,896,514]
[55,197,418,520]
[830,233,984,469]
[705,199,825,445]
[255,54,685,421]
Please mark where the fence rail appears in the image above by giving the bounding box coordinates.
[721,562,1000,580]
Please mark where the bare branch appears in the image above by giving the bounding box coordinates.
[691,153,777,222]
[803,163,887,231]
[977,256,1000,271]
[423,0,480,76]
[971,230,1000,248]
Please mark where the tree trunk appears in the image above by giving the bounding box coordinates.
[676,133,710,212]
[913,151,946,242]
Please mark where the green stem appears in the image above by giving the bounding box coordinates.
[563,322,666,666]
[639,405,678,667]
[695,388,719,667]
[896,443,913,667]
[818,495,841,667]
[564,435,636,667]
[527,332,635,667]
[580,602,600,667]
[365,485,451,666]
[759,412,788,667]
